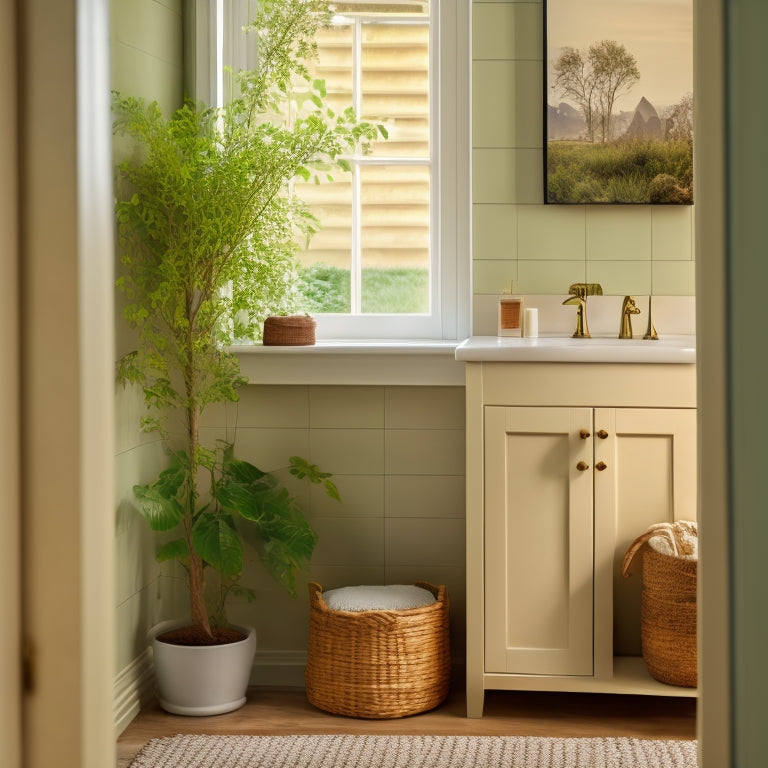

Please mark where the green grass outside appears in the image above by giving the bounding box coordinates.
[547,139,693,204]
[296,263,429,314]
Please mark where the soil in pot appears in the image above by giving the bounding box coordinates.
[158,625,247,646]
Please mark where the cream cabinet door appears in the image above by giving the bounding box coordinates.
[595,408,698,656]
[484,406,595,676]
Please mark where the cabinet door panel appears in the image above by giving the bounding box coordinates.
[595,408,697,656]
[485,406,594,676]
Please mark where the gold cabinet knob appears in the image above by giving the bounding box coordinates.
[597,430,609,439]
[576,461,589,471]
[596,461,607,471]
[579,429,591,439]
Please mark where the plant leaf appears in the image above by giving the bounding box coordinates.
[153,460,187,497]
[323,478,341,502]
[230,585,257,603]
[220,446,268,485]
[133,483,184,531]
[289,456,341,502]
[258,511,318,597]
[313,78,327,98]
[156,538,189,563]
[192,512,243,578]
[217,480,274,522]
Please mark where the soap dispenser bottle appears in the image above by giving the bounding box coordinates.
[498,281,524,337]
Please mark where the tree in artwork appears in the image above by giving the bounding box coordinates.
[554,40,639,144]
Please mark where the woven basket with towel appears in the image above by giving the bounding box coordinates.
[622,521,698,687]
[305,581,451,719]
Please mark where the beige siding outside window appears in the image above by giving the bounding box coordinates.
[213,0,468,340]
[294,2,432,315]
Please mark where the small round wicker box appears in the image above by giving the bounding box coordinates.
[305,581,451,719]
[262,315,316,346]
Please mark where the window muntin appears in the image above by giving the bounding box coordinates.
[208,0,468,341]
[293,6,433,324]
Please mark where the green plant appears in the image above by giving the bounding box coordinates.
[114,0,380,641]
[134,444,338,636]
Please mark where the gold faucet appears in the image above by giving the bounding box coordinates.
[562,283,602,338]
[619,295,641,339]
[563,295,589,337]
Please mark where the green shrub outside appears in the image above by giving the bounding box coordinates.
[296,263,429,314]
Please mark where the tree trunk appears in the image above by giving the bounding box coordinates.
[186,400,214,638]
[188,546,212,635]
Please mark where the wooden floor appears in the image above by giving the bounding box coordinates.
[117,685,696,767]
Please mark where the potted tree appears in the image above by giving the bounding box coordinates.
[114,0,382,715]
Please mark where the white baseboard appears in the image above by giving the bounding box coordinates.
[251,650,307,688]
[113,648,155,736]
[114,648,463,730]
[113,647,307,734]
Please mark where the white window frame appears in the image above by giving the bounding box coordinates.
[194,0,470,342]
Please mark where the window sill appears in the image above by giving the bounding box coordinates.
[229,340,466,386]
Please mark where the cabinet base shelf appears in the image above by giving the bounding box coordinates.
[477,657,696,701]
[468,657,695,717]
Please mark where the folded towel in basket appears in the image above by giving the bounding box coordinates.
[323,584,437,612]
[622,520,698,578]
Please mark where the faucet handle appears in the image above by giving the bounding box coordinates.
[586,283,603,297]
[568,282,603,298]
[643,295,659,340]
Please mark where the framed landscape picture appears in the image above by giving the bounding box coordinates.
[545,0,693,204]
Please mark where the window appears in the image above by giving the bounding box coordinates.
[197,0,469,341]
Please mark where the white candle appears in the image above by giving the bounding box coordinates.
[523,307,539,338]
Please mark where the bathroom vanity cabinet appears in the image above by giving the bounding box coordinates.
[459,349,697,717]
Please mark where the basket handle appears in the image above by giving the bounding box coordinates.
[415,580,447,607]
[621,521,698,577]
[308,581,328,611]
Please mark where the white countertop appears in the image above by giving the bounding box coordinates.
[455,334,696,364]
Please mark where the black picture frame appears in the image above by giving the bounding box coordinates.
[544,0,694,205]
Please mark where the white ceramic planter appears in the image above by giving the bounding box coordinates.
[149,620,257,716]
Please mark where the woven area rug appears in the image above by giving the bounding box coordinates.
[128,734,698,767]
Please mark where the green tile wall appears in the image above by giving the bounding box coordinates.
[471,0,695,299]
[223,386,467,656]
[112,0,184,676]
[112,0,697,684]
[110,0,183,115]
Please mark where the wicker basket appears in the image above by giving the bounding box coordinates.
[262,315,316,346]
[640,543,697,687]
[622,522,697,688]
[305,581,451,719]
